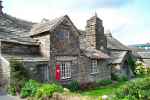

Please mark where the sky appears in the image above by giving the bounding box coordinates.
[2,0,150,45]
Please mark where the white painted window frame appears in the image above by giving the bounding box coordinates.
[91,60,98,74]
[60,61,71,79]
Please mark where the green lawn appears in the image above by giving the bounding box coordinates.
[80,81,127,97]
[79,75,146,97]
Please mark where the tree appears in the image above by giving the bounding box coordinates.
[9,58,29,95]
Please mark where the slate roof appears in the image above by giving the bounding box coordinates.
[0,14,38,45]
[80,36,110,59]
[30,15,67,36]
[106,33,141,58]
[109,51,128,64]
[106,33,130,50]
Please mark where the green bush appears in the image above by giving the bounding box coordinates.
[9,59,29,95]
[20,80,40,98]
[79,82,97,91]
[96,79,112,86]
[8,85,17,96]
[111,73,118,81]
[36,83,63,99]
[127,56,136,74]
[111,74,128,82]
[67,80,80,92]
[135,61,150,75]
[114,77,150,100]
[118,76,128,82]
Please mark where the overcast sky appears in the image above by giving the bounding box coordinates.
[3,0,150,45]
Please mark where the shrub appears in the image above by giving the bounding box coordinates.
[111,74,128,82]
[135,61,145,75]
[118,76,128,82]
[36,83,63,99]
[114,77,150,100]
[67,80,80,92]
[127,56,136,74]
[7,85,17,96]
[79,82,97,91]
[96,79,112,86]
[20,80,40,98]
[9,59,29,95]
[111,73,118,81]
[135,61,150,75]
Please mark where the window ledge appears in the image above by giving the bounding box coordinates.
[90,72,99,75]
[61,77,71,80]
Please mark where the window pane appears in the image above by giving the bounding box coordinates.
[59,62,71,79]
[91,60,98,73]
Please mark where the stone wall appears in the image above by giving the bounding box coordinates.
[1,41,40,55]
[0,56,10,88]
[32,33,50,58]
[51,19,80,56]
[23,61,49,82]
[56,56,79,84]
[85,15,107,52]
[79,55,111,82]
[111,53,134,78]
[50,17,80,83]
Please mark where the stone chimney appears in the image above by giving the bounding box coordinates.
[85,13,107,51]
[0,0,3,16]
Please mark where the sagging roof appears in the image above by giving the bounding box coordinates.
[109,51,128,64]
[106,33,130,51]
[105,33,142,58]
[0,14,38,45]
[80,36,110,59]
[83,47,110,59]
[30,15,68,36]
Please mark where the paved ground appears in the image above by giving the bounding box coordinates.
[0,88,25,100]
[0,96,22,100]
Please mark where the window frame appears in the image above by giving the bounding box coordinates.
[57,31,70,40]
[59,61,71,79]
[91,59,98,74]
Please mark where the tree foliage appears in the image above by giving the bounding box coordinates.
[9,58,29,95]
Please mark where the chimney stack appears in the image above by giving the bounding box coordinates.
[0,0,3,16]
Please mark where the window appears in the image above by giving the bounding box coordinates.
[60,62,71,79]
[38,64,50,82]
[57,32,65,39]
[91,60,98,73]
[57,31,69,40]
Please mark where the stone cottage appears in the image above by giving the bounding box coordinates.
[105,32,135,78]
[79,15,135,79]
[0,1,137,87]
[30,14,111,84]
[0,1,111,86]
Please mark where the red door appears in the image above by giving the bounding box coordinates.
[55,64,60,80]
